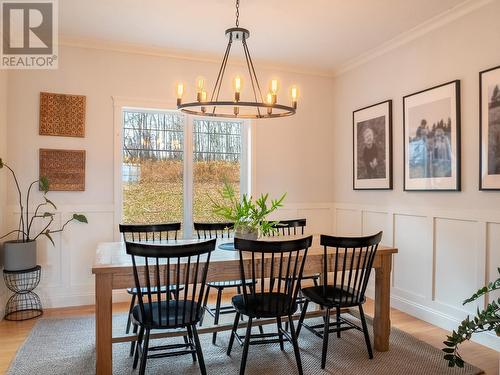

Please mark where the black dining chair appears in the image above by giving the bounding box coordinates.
[126,238,216,375]
[273,219,320,308]
[119,223,183,355]
[296,231,383,369]
[227,236,313,375]
[194,222,259,344]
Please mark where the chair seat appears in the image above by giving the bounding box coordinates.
[207,279,255,288]
[232,292,297,318]
[301,285,364,308]
[127,285,183,295]
[132,300,202,328]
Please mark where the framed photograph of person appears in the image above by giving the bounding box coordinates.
[403,80,461,191]
[480,65,500,190]
[353,100,393,190]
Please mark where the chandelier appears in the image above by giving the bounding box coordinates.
[176,0,298,119]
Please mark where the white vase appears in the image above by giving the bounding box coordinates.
[2,240,37,271]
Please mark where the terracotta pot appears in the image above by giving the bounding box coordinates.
[2,240,37,271]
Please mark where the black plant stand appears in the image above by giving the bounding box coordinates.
[3,265,43,321]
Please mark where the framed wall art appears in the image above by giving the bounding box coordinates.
[39,149,86,191]
[39,92,86,137]
[480,65,500,190]
[403,80,461,191]
[353,100,392,190]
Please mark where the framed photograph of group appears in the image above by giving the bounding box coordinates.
[403,80,461,191]
[480,65,500,190]
[353,100,392,190]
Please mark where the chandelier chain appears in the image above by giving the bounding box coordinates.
[235,0,240,27]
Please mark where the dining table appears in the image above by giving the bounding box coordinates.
[92,234,398,374]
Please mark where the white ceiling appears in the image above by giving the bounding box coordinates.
[60,0,471,74]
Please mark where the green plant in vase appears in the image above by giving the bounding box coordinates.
[210,181,286,239]
[0,158,88,271]
[442,267,500,367]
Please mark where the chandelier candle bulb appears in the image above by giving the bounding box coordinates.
[234,76,242,102]
[201,90,207,113]
[266,92,273,115]
[176,83,184,106]
[291,86,298,109]
[196,77,205,102]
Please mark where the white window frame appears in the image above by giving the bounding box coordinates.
[112,97,254,240]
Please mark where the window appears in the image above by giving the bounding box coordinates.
[120,107,250,237]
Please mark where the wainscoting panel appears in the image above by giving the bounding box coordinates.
[332,202,500,351]
[434,218,481,317]
[297,208,334,235]
[487,222,500,306]
[335,208,362,236]
[393,214,431,301]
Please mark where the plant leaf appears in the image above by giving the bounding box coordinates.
[44,230,55,246]
[39,176,49,193]
[45,197,57,210]
[0,158,3,168]
[72,214,88,223]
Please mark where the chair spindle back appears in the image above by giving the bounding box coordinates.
[193,222,234,239]
[320,231,383,306]
[125,239,216,327]
[273,219,306,236]
[119,223,181,242]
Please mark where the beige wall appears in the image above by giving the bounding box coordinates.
[3,45,334,307]
[330,1,500,351]
[0,70,8,312]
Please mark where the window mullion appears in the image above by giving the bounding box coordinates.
[183,115,194,239]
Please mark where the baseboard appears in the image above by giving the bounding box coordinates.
[367,287,500,352]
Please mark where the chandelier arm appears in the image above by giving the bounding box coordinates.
[242,39,261,117]
[210,36,232,102]
[212,36,233,114]
[243,39,265,103]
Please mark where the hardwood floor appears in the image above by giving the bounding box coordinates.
[0,299,498,374]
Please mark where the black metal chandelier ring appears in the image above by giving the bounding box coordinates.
[177,101,296,119]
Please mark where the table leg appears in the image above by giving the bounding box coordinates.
[374,254,392,352]
[96,273,113,374]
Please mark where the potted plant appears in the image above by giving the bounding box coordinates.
[442,267,500,367]
[0,158,88,271]
[210,181,286,239]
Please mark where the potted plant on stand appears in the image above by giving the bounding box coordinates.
[210,181,286,239]
[0,158,88,271]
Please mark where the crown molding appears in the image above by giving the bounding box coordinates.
[332,0,494,77]
[59,35,335,78]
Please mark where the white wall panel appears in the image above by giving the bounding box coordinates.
[435,218,480,317]
[362,211,391,245]
[335,208,361,236]
[487,222,500,306]
[393,214,430,300]
[297,208,333,235]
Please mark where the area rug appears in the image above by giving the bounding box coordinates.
[7,314,482,375]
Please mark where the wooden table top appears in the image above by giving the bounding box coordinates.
[92,235,398,274]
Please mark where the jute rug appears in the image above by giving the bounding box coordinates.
[6,314,482,375]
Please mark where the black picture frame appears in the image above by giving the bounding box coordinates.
[403,80,461,191]
[352,100,393,190]
[479,64,500,191]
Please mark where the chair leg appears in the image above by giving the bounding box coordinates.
[133,326,144,369]
[227,312,240,356]
[186,325,197,362]
[288,315,304,375]
[277,316,285,351]
[199,285,211,326]
[239,318,253,375]
[321,308,330,369]
[359,304,373,359]
[129,322,138,357]
[192,324,207,375]
[126,293,136,334]
[336,307,341,338]
[139,329,150,375]
[296,299,309,338]
[212,288,223,344]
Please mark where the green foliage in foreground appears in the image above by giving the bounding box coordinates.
[443,267,500,367]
